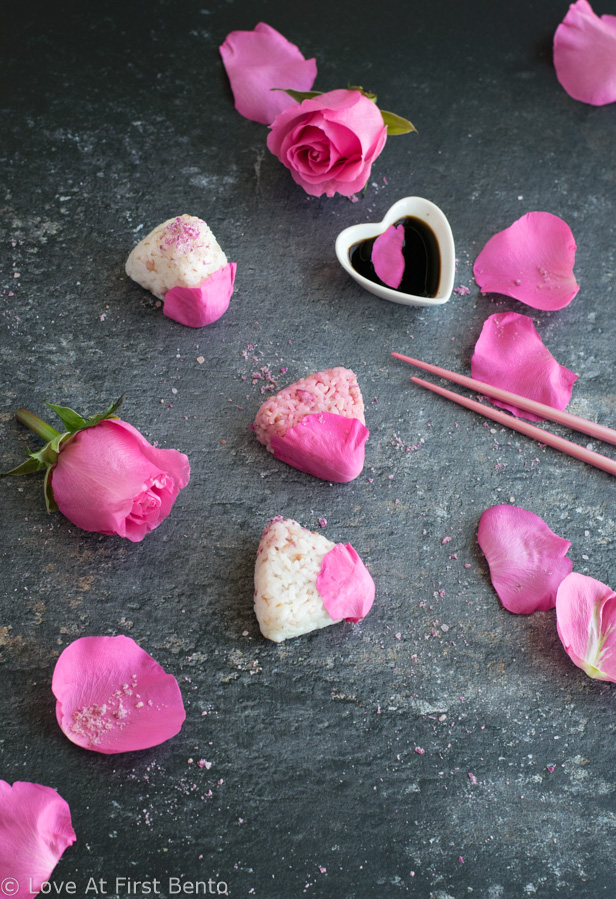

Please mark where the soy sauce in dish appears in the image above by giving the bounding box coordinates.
[348,216,441,298]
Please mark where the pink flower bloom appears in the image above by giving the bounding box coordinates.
[0,781,76,896]
[471,311,578,421]
[52,636,186,753]
[371,224,405,288]
[316,542,375,622]
[473,212,579,310]
[478,505,572,614]
[164,262,237,328]
[267,89,388,198]
[50,419,190,542]
[219,22,317,125]
[554,0,616,106]
[556,572,616,680]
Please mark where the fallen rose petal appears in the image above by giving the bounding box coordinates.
[50,419,190,542]
[316,542,375,622]
[556,572,616,680]
[371,224,405,288]
[473,212,579,310]
[478,505,572,614]
[471,311,578,421]
[554,0,616,105]
[270,412,369,482]
[164,262,236,327]
[52,636,186,753]
[219,22,317,124]
[0,781,76,896]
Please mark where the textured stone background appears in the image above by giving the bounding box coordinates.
[1,1,616,896]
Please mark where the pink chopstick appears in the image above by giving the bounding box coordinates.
[392,352,616,445]
[392,353,616,478]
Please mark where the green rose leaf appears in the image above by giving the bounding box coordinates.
[381,110,417,135]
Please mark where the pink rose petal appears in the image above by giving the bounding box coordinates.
[270,412,369,482]
[371,224,405,288]
[478,505,572,614]
[219,22,317,124]
[52,636,186,753]
[164,262,236,328]
[0,781,76,896]
[556,572,616,680]
[554,0,616,105]
[316,543,375,622]
[471,311,578,421]
[473,212,579,310]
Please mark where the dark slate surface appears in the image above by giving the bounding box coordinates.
[2,1,616,896]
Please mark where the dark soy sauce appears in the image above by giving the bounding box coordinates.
[348,216,441,298]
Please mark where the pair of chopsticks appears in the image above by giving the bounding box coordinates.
[392,352,616,477]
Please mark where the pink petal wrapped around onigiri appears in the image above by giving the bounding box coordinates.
[253,367,369,482]
[254,517,375,642]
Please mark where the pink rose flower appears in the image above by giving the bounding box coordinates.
[266,89,388,198]
[50,419,190,542]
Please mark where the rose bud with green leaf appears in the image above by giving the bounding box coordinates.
[2,396,190,542]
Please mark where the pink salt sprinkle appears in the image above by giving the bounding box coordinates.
[198,759,212,769]
[453,285,471,295]
[318,518,328,528]
[163,217,203,254]
[546,765,555,773]
[468,772,478,784]
[415,746,425,755]
[441,536,452,545]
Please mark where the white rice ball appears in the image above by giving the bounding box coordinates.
[125,214,228,300]
[254,517,342,642]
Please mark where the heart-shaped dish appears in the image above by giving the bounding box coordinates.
[335,197,456,307]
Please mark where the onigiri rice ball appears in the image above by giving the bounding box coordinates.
[253,368,369,482]
[254,516,375,642]
[125,214,236,327]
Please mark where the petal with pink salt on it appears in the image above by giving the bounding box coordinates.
[0,780,76,895]
[477,505,572,614]
[471,311,578,421]
[556,572,616,680]
[270,412,369,483]
[473,212,579,310]
[219,22,317,125]
[52,636,186,754]
[554,0,616,106]
[371,224,405,288]
[316,542,375,622]
[164,262,236,328]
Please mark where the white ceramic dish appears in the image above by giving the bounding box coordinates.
[335,196,456,307]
